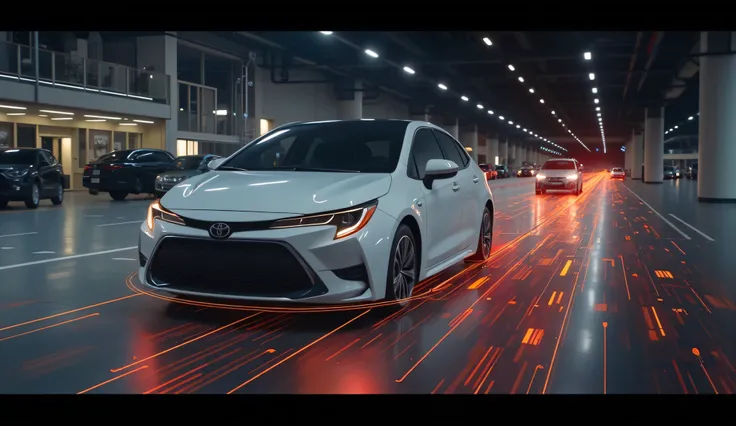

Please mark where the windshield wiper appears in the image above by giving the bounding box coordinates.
[271,166,360,173]
[217,166,248,171]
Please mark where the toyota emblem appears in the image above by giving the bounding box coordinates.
[209,222,231,239]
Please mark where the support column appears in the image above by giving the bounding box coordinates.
[487,135,499,165]
[498,133,508,165]
[136,31,178,153]
[461,124,479,162]
[698,31,736,202]
[631,128,644,179]
[624,136,632,172]
[336,81,363,119]
[643,106,664,183]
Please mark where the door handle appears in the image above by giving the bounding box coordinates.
[472,176,480,183]
[452,183,460,192]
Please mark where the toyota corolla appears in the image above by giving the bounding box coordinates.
[138,119,494,306]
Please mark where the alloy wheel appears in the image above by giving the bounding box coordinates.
[481,211,492,258]
[392,235,416,300]
[32,185,39,205]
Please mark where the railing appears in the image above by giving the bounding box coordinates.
[0,39,170,104]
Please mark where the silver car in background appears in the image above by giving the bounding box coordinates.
[154,154,220,198]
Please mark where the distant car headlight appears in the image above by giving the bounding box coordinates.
[270,201,378,240]
[536,174,546,180]
[155,175,163,181]
[146,201,185,231]
[676,172,680,177]
[517,170,522,175]
[567,174,578,180]
[2,169,28,179]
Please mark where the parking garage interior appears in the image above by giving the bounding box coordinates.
[0,30,735,397]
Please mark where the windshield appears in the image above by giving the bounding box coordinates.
[495,165,506,170]
[664,166,675,171]
[97,151,133,163]
[542,160,575,170]
[222,120,408,173]
[612,168,623,172]
[0,149,36,165]
[174,156,204,170]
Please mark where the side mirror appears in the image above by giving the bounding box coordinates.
[423,159,458,189]
[207,158,225,170]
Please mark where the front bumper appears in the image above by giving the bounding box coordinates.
[536,178,578,190]
[138,207,397,304]
[0,177,32,200]
[155,182,177,193]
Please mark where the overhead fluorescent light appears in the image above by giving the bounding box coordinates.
[40,109,74,115]
[364,49,379,58]
[508,65,515,71]
[529,88,535,93]
[5,112,25,116]
[539,99,545,104]
[518,76,524,83]
[85,114,121,120]
[437,83,448,90]
[86,119,106,122]
[589,73,595,80]
[133,119,154,124]
[461,96,469,101]
[482,37,492,46]
[476,104,484,109]
[403,66,415,74]
[487,110,494,115]
[215,109,227,116]
[592,87,598,94]
[120,123,138,126]
[320,31,333,35]
[51,117,73,121]
[583,51,592,60]
[0,105,26,110]
[39,114,48,117]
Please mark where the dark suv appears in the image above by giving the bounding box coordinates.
[0,148,65,209]
[83,149,176,201]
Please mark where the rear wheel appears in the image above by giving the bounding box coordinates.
[25,183,40,209]
[384,224,419,309]
[467,207,493,262]
[110,191,128,201]
[132,178,143,195]
[51,182,64,205]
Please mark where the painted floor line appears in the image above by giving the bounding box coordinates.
[0,246,137,271]
[97,220,142,227]
[0,232,38,239]
[668,214,715,242]
[622,185,691,240]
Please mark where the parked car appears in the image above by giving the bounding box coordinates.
[664,165,677,180]
[155,154,221,198]
[478,163,497,180]
[83,149,176,201]
[516,165,537,177]
[495,165,510,178]
[0,148,65,209]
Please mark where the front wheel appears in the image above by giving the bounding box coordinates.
[384,224,419,309]
[110,191,129,201]
[51,182,64,205]
[25,183,40,209]
[466,206,493,263]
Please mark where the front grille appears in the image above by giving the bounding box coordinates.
[147,237,322,298]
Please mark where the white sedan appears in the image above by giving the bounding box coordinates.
[138,119,494,306]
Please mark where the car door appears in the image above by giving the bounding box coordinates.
[409,127,464,267]
[431,130,479,251]
[37,151,61,196]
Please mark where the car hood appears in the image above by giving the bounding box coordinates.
[0,164,31,172]
[161,170,392,214]
[538,169,578,178]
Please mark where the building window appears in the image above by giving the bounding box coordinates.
[17,124,36,148]
[88,129,112,160]
[113,131,126,151]
[259,119,272,136]
[176,139,200,157]
[78,129,87,168]
[128,133,141,150]
[0,122,13,148]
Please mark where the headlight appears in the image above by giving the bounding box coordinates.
[2,169,28,179]
[536,174,546,180]
[567,174,578,180]
[146,201,185,231]
[155,175,163,181]
[270,201,378,240]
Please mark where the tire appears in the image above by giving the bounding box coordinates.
[110,191,129,201]
[25,183,40,209]
[384,224,419,309]
[132,178,143,195]
[466,206,493,263]
[579,182,583,194]
[51,182,64,205]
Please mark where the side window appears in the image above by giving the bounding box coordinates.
[130,150,154,163]
[41,151,56,165]
[409,128,445,179]
[432,130,469,168]
[151,152,174,163]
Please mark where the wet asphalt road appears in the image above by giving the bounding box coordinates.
[0,173,734,394]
